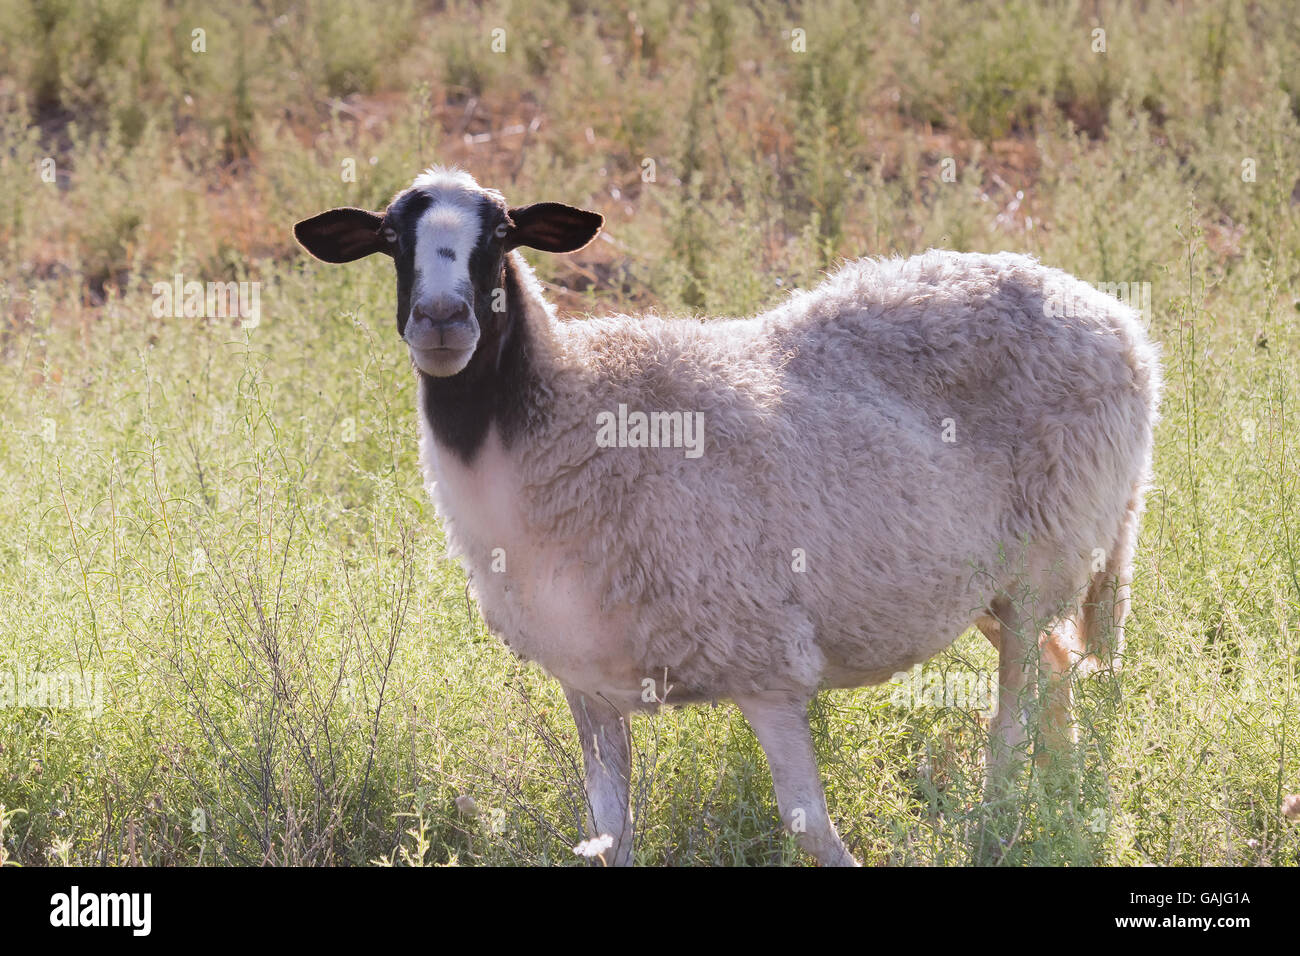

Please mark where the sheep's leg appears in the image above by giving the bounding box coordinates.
[734,691,858,867]
[973,598,1041,862]
[982,611,1079,762]
[563,687,633,866]
[1038,617,1079,757]
[985,597,1033,798]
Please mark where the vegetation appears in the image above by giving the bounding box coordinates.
[0,0,1297,865]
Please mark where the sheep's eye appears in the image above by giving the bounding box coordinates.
[493,223,509,240]
[382,226,399,244]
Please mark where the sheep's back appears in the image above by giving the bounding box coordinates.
[517,252,1158,696]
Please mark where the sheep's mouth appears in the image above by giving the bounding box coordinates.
[408,344,475,377]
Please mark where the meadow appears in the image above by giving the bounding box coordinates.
[0,0,1297,865]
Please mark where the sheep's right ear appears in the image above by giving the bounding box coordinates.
[505,203,604,253]
[294,208,390,263]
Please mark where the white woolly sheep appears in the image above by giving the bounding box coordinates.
[294,166,1161,867]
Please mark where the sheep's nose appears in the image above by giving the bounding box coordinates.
[412,298,471,328]
[406,296,477,353]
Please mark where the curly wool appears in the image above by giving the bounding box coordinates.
[424,248,1160,707]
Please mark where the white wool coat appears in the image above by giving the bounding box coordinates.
[420,249,1160,712]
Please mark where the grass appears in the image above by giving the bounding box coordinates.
[0,0,1298,866]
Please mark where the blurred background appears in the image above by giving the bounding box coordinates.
[0,0,1297,866]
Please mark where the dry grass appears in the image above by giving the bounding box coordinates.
[0,0,1297,866]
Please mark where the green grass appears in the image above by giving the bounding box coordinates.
[0,0,1298,865]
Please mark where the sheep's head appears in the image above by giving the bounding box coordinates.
[294,166,603,377]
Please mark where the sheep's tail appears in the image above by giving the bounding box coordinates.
[1074,294,1160,678]
[1073,486,1144,678]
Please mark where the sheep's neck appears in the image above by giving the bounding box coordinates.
[417,253,542,466]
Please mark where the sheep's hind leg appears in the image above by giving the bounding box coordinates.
[971,596,1038,864]
[734,691,858,867]
[982,596,1036,798]
[979,610,1079,764]
[564,686,633,866]
[1038,616,1080,758]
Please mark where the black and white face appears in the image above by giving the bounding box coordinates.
[384,169,508,376]
[294,167,604,378]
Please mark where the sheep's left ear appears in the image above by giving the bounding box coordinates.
[294,207,390,263]
[505,202,603,253]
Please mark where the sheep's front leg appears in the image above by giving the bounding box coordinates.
[563,686,633,866]
[734,691,858,867]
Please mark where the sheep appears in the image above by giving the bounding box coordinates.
[294,165,1161,867]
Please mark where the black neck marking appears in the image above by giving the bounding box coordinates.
[418,254,542,465]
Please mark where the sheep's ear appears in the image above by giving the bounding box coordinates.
[294,208,390,263]
[505,202,603,253]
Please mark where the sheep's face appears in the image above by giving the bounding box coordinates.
[294,167,603,378]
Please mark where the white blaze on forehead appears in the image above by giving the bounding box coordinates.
[412,201,480,302]
[405,166,508,305]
